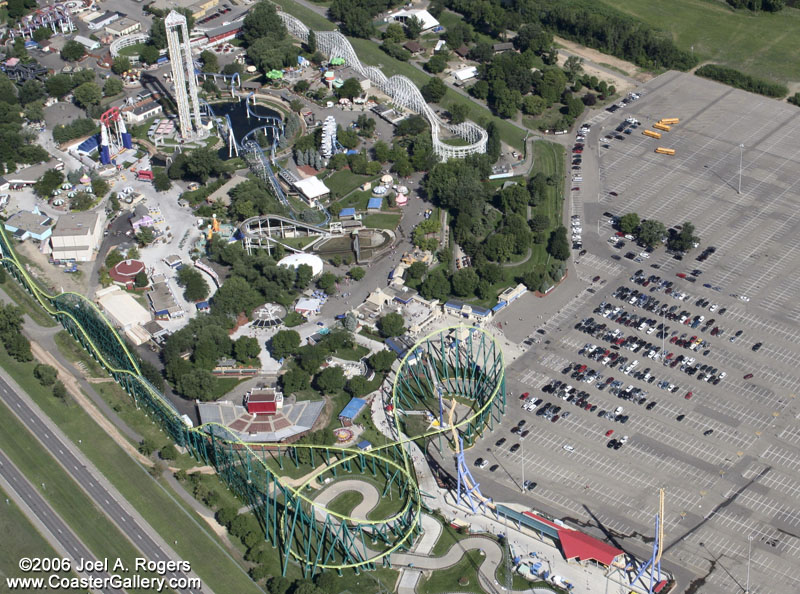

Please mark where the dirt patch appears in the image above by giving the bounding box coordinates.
[555,36,654,84]
[16,240,91,295]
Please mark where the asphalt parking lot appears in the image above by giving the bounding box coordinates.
[465,72,800,594]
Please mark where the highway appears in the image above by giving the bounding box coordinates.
[0,451,120,594]
[0,371,206,594]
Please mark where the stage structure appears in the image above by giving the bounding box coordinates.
[0,229,509,580]
[277,12,487,160]
[165,10,203,139]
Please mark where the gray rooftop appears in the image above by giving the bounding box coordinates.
[52,212,98,237]
[4,210,52,234]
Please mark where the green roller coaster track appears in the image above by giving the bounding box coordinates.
[0,226,505,577]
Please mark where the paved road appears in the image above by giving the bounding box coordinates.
[0,451,120,594]
[0,371,206,594]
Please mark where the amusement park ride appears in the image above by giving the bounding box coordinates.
[7,3,76,39]
[99,107,133,166]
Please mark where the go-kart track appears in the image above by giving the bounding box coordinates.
[0,222,508,579]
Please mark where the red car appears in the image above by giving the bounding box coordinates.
[571,187,581,191]
[670,336,678,344]
[744,373,754,380]
[685,391,693,400]
[605,429,614,437]
[519,392,530,400]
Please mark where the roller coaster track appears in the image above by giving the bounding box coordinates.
[0,227,505,576]
[199,95,330,226]
[277,12,487,160]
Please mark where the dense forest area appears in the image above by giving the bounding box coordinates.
[445,0,696,71]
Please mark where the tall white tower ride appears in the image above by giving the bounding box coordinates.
[165,10,202,139]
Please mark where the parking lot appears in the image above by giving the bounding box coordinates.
[465,72,800,594]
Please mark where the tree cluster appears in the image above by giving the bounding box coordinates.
[726,0,784,10]
[168,147,226,183]
[0,303,32,362]
[695,64,787,98]
[176,266,210,302]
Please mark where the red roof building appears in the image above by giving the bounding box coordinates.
[109,259,145,289]
[245,388,283,416]
[557,528,626,567]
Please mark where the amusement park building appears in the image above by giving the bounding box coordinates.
[49,211,104,262]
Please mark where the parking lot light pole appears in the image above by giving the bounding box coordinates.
[738,144,745,195]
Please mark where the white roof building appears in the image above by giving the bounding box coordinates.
[453,66,479,82]
[293,177,330,206]
[295,297,322,315]
[95,285,152,330]
[278,253,324,277]
[387,9,439,31]
[49,211,104,262]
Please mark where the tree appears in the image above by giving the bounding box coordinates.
[200,49,219,73]
[281,367,310,393]
[668,222,698,253]
[421,77,447,103]
[316,272,337,295]
[451,268,479,297]
[34,363,57,386]
[136,226,155,245]
[530,213,550,232]
[153,170,172,192]
[290,99,304,113]
[377,312,405,338]
[346,375,371,397]
[522,95,547,116]
[547,226,571,261]
[618,213,640,234]
[60,40,85,62]
[404,15,423,39]
[270,330,301,359]
[448,103,469,125]
[563,55,584,81]
[425,54,447,74]
[372,140,391,163]
[33,169,64,198]
[314,366,345,394]
[406,261,427,281]
[470,80,489,100]
[73,82,102,109]
[348,266,365,281]
[91,177,109,198]
[368,349,396,372]
[177,369,217,401]
[202,78,218,94]
[307,30,317,53]
[234,336,261,362]
[111,56,131,75]
[336,78,363,100]
[138,438,158,456]
[420,269,451,301]
[134,270,149,288]
[582,92,597,106]
[486,121,501,163]
[160,444,178,460]
[176,267,210,302]
[637,219,667,248]
[139,44,160,65]
[103,77,123,97]
[19,80,45,105]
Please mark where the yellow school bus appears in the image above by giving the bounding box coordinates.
[655,147,676,155]
[653,123,671,132]
[660,118,680,125]
[643,130,661,139]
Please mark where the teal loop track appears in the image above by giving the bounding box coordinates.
[0,228,505,576]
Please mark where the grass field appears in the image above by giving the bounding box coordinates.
[325,490,364,517]
[600,0,800,86]
[325,170,379,196]
[0,398,162,594]
[418,549,485,594]
[1,280,57,328]
[0,347,263,594]
[363,212,402,229]
[0,486,77,593]
[277,0,526,149]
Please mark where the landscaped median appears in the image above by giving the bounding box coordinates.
[0,343,262,594]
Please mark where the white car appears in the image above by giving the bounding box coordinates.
[563,445,575,452]
[709,303,718,312]
[619,435,629,444]
[739,295,750,302]
[719,371,727,380]
[640,252,650,259]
